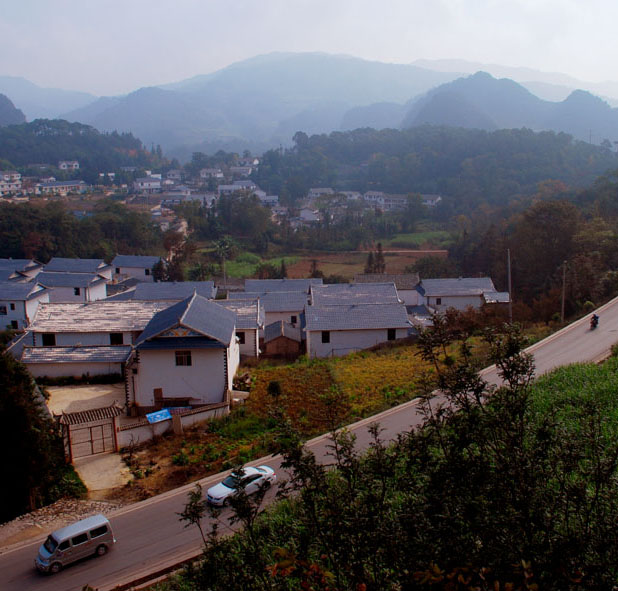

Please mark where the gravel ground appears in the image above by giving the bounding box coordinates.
[0,498,125,549]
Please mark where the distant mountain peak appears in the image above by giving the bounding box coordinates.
[0,93,26,126]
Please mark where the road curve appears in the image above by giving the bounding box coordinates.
[2,298,618,591]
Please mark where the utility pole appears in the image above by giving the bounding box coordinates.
[561,260,567,323]
[507,249,513,324]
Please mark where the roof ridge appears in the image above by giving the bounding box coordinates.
[178,291,197,326]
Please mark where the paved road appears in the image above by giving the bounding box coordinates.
[2,300,618,591]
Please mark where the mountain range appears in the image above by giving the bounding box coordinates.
[2,52,618,158]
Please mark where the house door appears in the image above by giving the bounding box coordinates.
[69,420,116,459]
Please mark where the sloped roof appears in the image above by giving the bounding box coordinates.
[112,255,161,268]
[37,271,108,288]
[136,294,236,346]
[228,291,308,312]
[131,281,216,300]
[310,282,400,306]
[483,291,510,304]
[0,258,41,272]
[418,277,497,297]
[264,320,302,343]
[0,281,47,300]
[244,278,322,293]
[56,402,125,426]
[354,273,420,290]
[45,257,110,274]
[218,299,264,330]
[305,303,411,331]
[22,345,132,364]
[30,301,169,332]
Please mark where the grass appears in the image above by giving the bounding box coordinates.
[383,230,453,249]
[225,255,299,278]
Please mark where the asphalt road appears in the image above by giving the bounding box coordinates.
[2,300,618,591]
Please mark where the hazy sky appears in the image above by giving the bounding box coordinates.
[2,0,617,96]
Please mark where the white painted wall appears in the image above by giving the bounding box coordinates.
[0,292,48,329]
[25,292,49,325]
[134,348,229,407]
[26,361,123,378]
[306,327,408,358]
[115,266,155,282]
[424,294,483,311]
[46,282,107,303]
[237,329,259,357]
[33,330,134,346]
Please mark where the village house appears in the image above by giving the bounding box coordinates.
[108,281,217,302]
[112,255,162,282]
[44,257,113,281]
[308,187,334,199]
[0,281,49,330]
[0,258,43,281]
[229,165,252,177]
[58,160,80,171]
[353,273,421,305]
[228,291,308,329]
[416,277,509,312]
[22,300,169,378]
[126,294,239,414]
[218,298,264,358]
[39,180,89,196]
[166,169,183,181]
[262,320,303,358]
[304,302,411,358]
[0,170,22,194]
[199,168,224,180]
[133,177,162,193]
[421,194,442,207]
[37,272,108,303]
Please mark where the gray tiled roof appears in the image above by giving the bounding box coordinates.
[37,271,107,288]
[0,281,46,300]
[30,301,169,332]
[0,258,41,272]
[45,257,110,274]
[305,303,411,331]
[483,291,510,303]
[132,281,216,300]
[244,278,322,293]
[264,320,302,343]
[136,294,236,345]
[21,345,132,364]
[310,283,400,306]
[218,299,264,330]
[418,277,497,297]
[112,255,161,268]
[228,291,308,312]
[353,273,420,290]
[56,402,125,425]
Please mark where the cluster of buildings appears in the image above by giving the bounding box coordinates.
[0,162,91,198]
[0,255,508,459]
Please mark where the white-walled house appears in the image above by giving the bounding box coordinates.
[112,254,161,282]
[0,281,49,330]
[37,272,108,302]
[219,299,264,358]
[416,277,509,312]
[44,257,113,281]
[353,273,421,305]
[304,302,411,358]
[127,294,239,414]
[22,300,169,377]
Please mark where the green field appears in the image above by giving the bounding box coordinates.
[383,230,453,249]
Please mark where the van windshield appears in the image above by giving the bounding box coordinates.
[43,535,58,554]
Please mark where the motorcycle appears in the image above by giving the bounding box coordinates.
[590,315,599,330]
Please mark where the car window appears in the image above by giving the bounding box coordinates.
[44,536,58,553]
[90,525,108,538]
[71,533,88,546]
[222,474,241,489]
[58,540,70,551]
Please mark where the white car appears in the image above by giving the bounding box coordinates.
[206,466,276,506]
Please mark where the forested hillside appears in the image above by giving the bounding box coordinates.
[0,119,157,179]
[254,125,618,210]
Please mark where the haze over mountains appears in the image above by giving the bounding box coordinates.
[2,52,618,159]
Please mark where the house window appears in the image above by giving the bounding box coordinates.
[237,331,246,345]
[10,320,18,329]
[387,328,396,341]
[115,267,120,274]
[145,268,151,276]
[42,333,56,347]
[110,332,123,345]
[321,331,330,344]
[291,315,297,324]
[435,297,442,306]
[9,303,15,310]
[175,350,192,366]
[0,305,6,315]
[74,287,81,296]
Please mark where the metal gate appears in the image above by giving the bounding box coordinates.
[70,420,116,459]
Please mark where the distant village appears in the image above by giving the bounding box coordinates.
[0,157,441,233]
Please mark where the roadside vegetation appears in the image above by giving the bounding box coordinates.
[159,326,618,591]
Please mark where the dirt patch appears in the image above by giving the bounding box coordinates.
[46,383,125,415]
[287,250,447,279]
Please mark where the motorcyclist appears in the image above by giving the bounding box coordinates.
[591,313,599,328]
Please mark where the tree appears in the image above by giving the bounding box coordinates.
[279,258,287,279]
[364,251,375,274]
[374,242,386,273]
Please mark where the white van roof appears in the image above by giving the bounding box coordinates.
[51,514,110,541]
